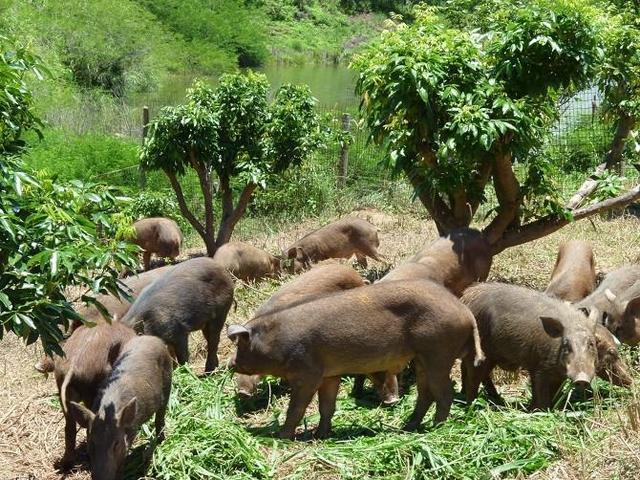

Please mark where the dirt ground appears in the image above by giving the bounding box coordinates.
[1,208,638,480]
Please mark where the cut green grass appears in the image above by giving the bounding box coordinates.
[141,364,636,480]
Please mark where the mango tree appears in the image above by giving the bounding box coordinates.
[140,72,321,256]
[0,36,138,354]
[353,1,640,253]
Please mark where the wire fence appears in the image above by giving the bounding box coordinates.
[95,88,638,220]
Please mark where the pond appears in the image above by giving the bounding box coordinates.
[131,63,358,113]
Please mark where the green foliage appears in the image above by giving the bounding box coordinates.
[23,129,139,181]
[339,0,416,14]
[0,39,138,354]
[141,72,322,253]
[353,1,605,234]
[0,35,45,153]
[137,0,268,68]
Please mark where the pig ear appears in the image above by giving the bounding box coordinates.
[286,247,297,259]
[117,397,137,429]
[70,401,95,428]
[540,316,565,338]
[623,295,640,316]
[227,324,250,343]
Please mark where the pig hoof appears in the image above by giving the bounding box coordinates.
[278,430,295,441]
[237,390,253,399]
[382,395,400,406]
[402,421,419,432]
[314,428,331,440]
[55,455,75,471]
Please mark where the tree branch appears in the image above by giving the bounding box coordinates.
[469,157,493,216]
[164,169,205,239]
[491,184,640,254]
[216,183,257,247]
[190,150,215,246]
[483,144,521,245]
[565,114,635,210]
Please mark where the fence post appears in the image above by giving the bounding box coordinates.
[338,113,351,187]
[139,106,149,190]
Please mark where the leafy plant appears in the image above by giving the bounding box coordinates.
[140,72,322,256]
[1,37,138,354]
[353,1,640,253]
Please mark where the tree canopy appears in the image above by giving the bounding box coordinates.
[1,36,137,354]
[140,72,322,256]
[353,0,640,252]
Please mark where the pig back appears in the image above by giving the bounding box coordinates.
[578,264,640,313]
[213,242,278,280]
[133,217,182,256]
[545,241,595,302]
[255,264,365,317]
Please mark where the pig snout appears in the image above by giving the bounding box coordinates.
[571,372,592,390]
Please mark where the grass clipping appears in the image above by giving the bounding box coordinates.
[145,365,633,480]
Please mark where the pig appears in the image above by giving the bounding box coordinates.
[545,240,596,303]
[53,322,136,469]
[235,264,398,404]
[461,283,598,409]
[577,265,640,345]
[34,265,174,374]
[594,324,633,386]
[70,335,173,480]
[121,257,234,373]
[132,217,182,271]
[227,279,484,439]
[380,228,492,297]
[542,245,632,387]
[284,217,382,273]
[213,242,281,281]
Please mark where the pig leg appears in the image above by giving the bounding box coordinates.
[155,405,167,443]
[172,334,189,366]
[370,371,399,404]
[461,356,492,404]
[280,377,323,440]
[355,253,368,268]
[203,321,222,374]
[403,359,434,431]
[316,376,341,439]
[59,414,77,469]
[425,363,454,425]
[351,375,365,398]
[142,251,151,271]
[530,372,563,410]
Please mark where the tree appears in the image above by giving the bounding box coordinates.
[140,72,321,256]
[1,36,138,354]
[352,1,640,254]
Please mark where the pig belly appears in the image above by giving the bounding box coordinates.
[321,349,413,377]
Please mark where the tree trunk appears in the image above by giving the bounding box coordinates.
[215,182,258,249]
[190,151,216,256]
[483,147,521,245]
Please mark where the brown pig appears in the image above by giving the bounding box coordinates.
[70,335,173,480]
[542,245,632,388]
[235,264,398,404]
[380,228,492,297]
[284,217,382,273]
[213,242,281,281]
[594,324,633,387]
[121,257,234,373]
[577,265,640,344]
[461,283,598,409]
[53,322,136,469]
[132,217,182,270]
[35,265,174,374]
[545,240,596,303]
[228,279,484,439]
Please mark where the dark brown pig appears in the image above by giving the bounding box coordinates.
[70,335,172,480]
[235,264,398,403]
[577,265,640,343]
[213,242,281,281]
[545,240,596,303]
[53,323,136,469]
[461,283,598,409]
[284,217,382,273]
[380,228,492,297]
[594,324,633,386]
[121,257,234,373]
[35,265,173,374]
[132,217,182,270]
[228,279,484,439]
